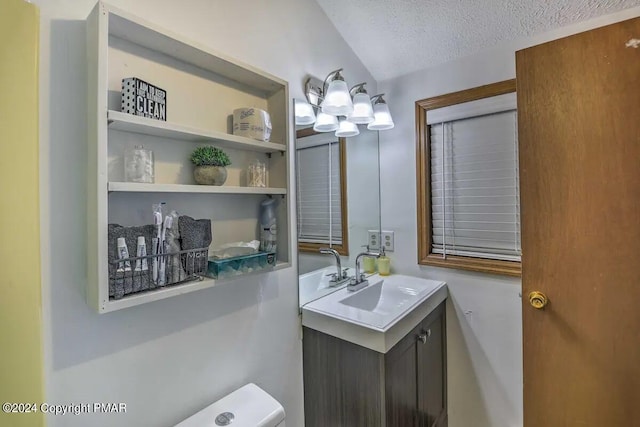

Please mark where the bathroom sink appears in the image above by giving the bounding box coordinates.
[339,278,421,313]
[302,274,447,353]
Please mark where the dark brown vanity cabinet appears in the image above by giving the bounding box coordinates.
[303,302,447,427]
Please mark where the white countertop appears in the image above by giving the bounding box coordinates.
[302,274,447,353]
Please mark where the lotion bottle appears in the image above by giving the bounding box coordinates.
[378,247,391,276]
[362,245,376,274]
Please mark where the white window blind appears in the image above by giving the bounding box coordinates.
[428,100,521,262]
[296,141,342,244]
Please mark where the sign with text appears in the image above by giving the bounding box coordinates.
[121,78,167,121]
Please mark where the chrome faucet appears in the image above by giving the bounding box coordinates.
[319,248,349,286]
[349,251,381,292]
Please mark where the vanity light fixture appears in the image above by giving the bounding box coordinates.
[367,94,395,131]
[294,71,394,135]
[313,108,339,132]
[347,83,375,124]
[335,118,360,137]
[294,98,316,125]
[321,69,353,116]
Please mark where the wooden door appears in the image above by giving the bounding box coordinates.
[417,304,447,427]
[517,18,640,426]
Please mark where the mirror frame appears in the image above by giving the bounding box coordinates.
[296,127,350,256]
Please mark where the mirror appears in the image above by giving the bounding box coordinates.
[296,112,381,307]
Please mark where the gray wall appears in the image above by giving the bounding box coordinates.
[35,0,374,426]
[377,6,640,427]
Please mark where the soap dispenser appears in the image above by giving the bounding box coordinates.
[362,245,376,274]
[378,247,391,276]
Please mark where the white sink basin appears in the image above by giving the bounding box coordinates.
[339,278,423,313]
[302,274,447,353]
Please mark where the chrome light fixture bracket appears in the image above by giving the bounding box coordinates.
[304,76,324,108]
[323,68,345,96]
[370,93,386,105]
[349,82,369,96]
[304,68,347,109]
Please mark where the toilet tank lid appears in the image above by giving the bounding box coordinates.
[175,383,285,427]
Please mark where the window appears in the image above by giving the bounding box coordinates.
[296,129,349,255]
[415,80,521,276]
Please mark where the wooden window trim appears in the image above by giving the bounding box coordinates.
[415,79,521,277]
[296,128,349,256]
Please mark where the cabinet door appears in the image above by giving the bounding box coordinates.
[417,303,447,427]
[303,327,385,427]
[385,322,421,427]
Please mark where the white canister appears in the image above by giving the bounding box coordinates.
[233,108,272,142]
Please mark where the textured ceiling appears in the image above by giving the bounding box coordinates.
[315,0,640,81]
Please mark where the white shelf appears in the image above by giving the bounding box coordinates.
[101,262,290,313]
[107,110,285,154]
[106,5,285,95]
[108,182,287,195]
[87,2,291,313]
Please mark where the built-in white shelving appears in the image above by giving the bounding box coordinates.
[108,182,287,195]
[87,2,291,313]
[107,110,286,154]
[102,262,289,313]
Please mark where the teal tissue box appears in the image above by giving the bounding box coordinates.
[207,251,276,279]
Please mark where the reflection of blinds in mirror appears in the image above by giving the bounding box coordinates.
[429,111,521,261]
[297,142,342,244]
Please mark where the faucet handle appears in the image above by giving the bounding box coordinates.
[319,247,339,255]
[325,272,339,281]
[363,251,381,258]
[342,268,349,278]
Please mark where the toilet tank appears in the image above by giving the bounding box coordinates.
[174,383,285,427]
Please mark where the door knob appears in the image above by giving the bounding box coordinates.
[528,291,548,309]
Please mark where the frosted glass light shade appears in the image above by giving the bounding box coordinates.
[322,79,354,116]
[294,99,316,125]
[348,92,374,124]
[367,102,395,130]
[313,111,339,132]
[335,119,360,137]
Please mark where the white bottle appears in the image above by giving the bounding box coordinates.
[134,236,148,271]
[116,237,132,272]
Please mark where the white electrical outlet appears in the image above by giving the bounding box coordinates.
[368,230,380,250]
[381,231,395,251]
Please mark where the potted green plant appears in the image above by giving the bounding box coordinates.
[190,146,231,186]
